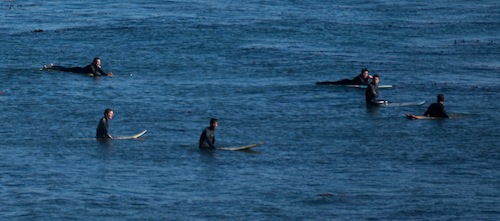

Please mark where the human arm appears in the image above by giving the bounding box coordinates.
[205,129,216,148]
[423,108,430,117]
[95,64,112,76]
[83,64,100,76]
[354,74,373,85]
[96,118,113,139]
[354,75,366,85]
[368,84,378,97]
[104,128,113,139]
[86,64,108,76]
[199,128,216,149]
[94,64,107,76]
[440,105,450,118]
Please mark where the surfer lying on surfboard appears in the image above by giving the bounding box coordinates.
[43,57,113,76]
[406,94,450,119]
[316,68,372,85]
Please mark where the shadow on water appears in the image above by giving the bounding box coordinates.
[94,139,115,158]
[366,105,381,117]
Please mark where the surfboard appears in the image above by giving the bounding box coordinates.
[405,114,440,120]
[316,82,393,89]
[381,100,426,107]
[113,130,148,139]
[345,84,393,89]
[218,142,264,151]
[70,130,147,141]
[40,67,104,77]
[405,114,457,120]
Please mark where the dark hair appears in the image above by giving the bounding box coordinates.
[361,68,369,74]
[93,57,100,64]
[210,118,218,125]
[373,74,380,79]
[437,94,445,102]
[104,108,113,116]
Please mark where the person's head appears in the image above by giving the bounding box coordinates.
[104,108,114,119]
[93,57,101,66]
[361,68,369,78]
[373,74,380,84]
[437,94,445,103]
[210,118,218,128]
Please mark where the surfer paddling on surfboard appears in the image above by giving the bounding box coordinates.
[96,108,114,139]
[365,74,387,106]
[316,68,372,85]
[43,57,113,77]
[406,94,450,119]
[199,118,218,149]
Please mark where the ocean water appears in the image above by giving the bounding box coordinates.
[1,0,499,220]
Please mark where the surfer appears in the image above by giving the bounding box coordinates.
[96,108,114,139]
[199,118,218,149]
[316,68,372,85]
[423,94,449,118]
[365,74,386,106]
[43,57,113,76]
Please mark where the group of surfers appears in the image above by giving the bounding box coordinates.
[45,58,449,149]
[317,68,450,118]
[95,108,218,149]
[44,57,219,149]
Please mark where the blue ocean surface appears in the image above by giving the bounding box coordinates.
[1,0,499,220]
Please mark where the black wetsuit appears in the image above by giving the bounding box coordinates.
[51,63,107,76]
[365,82,381,106]
[423,102,449,118]
[199,126,216,149]
[96,117,112,139]
[316,74,370,85]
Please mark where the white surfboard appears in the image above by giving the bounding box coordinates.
[381,100,425,107]
[113,130,148,140]
[70,130,147,141]
[406,114,459,120]
[345,84,393,89]
[405,114,441,120]
[218,142,264,151]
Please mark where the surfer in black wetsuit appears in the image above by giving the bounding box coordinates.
[43,57,113,76]
[199,118,218,149]
[365,74,386,106]
[96,108,114,139]
[316,68,373,85]
[423,94,449,118]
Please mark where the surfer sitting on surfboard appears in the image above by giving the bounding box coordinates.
[96,108,114,139]
[316,68,372,85]
[423,94,449,118]
[43,57,113,76]
[199,118,218,149]
[365,74,387,106]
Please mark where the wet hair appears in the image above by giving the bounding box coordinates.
[361,68,369,74]
[93,57,100,64]
[437,94,445,102]
[210,118,218,125]
[104,108,113,116]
